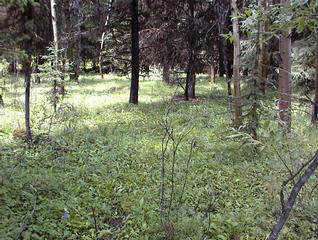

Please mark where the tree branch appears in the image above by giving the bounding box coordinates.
[14,192,38,240]
[267,151,318,240]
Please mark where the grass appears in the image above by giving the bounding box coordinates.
[0,74,318,239]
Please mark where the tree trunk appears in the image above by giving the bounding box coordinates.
[312,27,318,123]
[50,0,60,111]
[231,0,242,128]
[74,0,81,81]
[50,0,59,69]
[129,0,139,104]
[34,55,41,84]
[24,60,32,141]
[216,0,227,78]
[65,0,75,81]
[163,60,170,83]
[185,0,196,100]
[217,40,225,77]
[186,71,195,99]
[22,4,33,142]
[278,0,292,131]
[0,95,4,107]
[99,0,113,79]
[259,0,269,95]
[250,2,263,140]
[211,65,215,84]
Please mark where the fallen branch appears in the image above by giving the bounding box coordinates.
[14,191,38,240]
[267,150,318,240]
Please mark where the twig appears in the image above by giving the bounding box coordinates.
[176,139,195,221]
[91,207,99,234]
[167,126,193,224]
[201,190,214,240]
[307,182,318,207]
[14,192,38,240]
[279,152,315,213]
[160,121,170,226]
[160,108,172,228]
[267,151,318,240]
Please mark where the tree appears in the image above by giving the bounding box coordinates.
[0,0,52,141]
[129,0,139,104]
[312,27,318,123]
[231,0,242,128]
[50,0,59,112]
[185,0,197,100]
[99,0,113,79]
[278,0,292,131]
[72,0,82,81]
[259,0,269,95]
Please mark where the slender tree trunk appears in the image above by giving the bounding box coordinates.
[129,0,139,104]
[50,0,59,112]
[50,0,59,69]
[211,65,215,84]
[0,95,3,107]
[24,60,32,141]
[259,0,269,95]
[231,0,242,128]
[74,0,81,81]
[185,0,196,100]
[22,4,33,142]
[65,0,75,81]
[216,0,227,78]
[186,71,195,99]
[278,0,292,131]
[250,2,262,140]
[217,40,225,77]
[312,27,318,123]
[34,55,41,84]
[163,59,170,83]
[99,0,113,79]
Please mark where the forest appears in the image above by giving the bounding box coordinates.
[0,0,318,239]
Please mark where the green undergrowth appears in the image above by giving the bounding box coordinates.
[0,74,317,239]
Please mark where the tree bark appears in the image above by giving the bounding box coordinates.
[74,0,81,81]
[278,0,292,131]
[50,0,60,111]
[217,39,225,77]
[259,0,269,95]
[50,0,59,69]
[216,0,227,77]
[185,0,196,100]
[163,60,170,83]
[129,0,139,104]
[24,60,32,141]
[21,3,33,142]
[34,55,41,84]
[99,0,113,79]
[0,95,3,107]
[312,27,318,123]
[231,0,242,128]
[211,65,215,84]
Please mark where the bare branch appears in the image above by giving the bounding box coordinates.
[267,151,318,240]
[14,191,38,240]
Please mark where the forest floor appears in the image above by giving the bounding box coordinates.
[0,74,318,239]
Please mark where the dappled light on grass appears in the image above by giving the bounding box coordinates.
[0,74,318,239]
